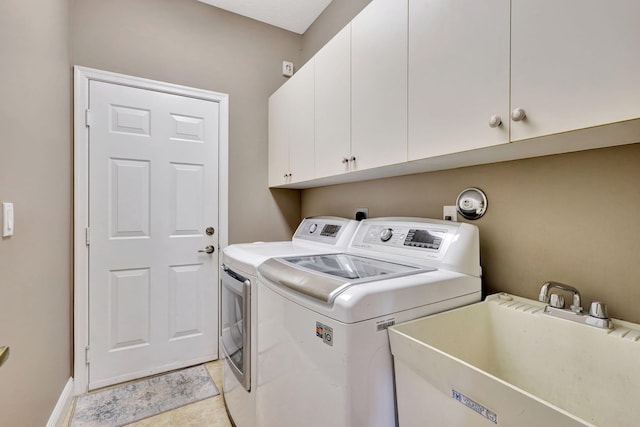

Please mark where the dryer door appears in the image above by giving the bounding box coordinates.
[221,265,251,390]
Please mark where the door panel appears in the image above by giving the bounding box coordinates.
[88,80,219,389]
[408,0,510,159]
[351,0,408,170]
[511,0,640,141]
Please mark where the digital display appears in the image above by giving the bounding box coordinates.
[320,224,341,237]
[404,229,443,250]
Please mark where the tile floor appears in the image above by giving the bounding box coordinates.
[63,361,233,427]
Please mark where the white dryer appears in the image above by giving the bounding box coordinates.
[220,217,358,427]
[256,218,482,427]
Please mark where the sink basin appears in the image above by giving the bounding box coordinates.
[388,293,640,427]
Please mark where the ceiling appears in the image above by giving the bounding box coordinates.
[197,0,333,34]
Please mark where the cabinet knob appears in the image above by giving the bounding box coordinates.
[488,115,502,128]
[342,157,349,164]
[511,108,526,122]
[349,156,356,162]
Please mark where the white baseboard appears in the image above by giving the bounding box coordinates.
[46,377,74,427]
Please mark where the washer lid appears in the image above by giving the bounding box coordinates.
[258,254,433,303]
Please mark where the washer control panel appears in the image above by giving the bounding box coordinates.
[349,218,480,276]
[363,225,447,252]
[404,229,444,250]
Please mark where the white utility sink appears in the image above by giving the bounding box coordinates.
[389,293,640,427]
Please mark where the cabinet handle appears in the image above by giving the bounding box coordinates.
[511,108,526,122]
[349,156,356,162]
[0,346,9,368]
[342,157,349,164]
[488,115,502,128]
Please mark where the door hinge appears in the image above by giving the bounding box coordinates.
[85,109,92,127]
[85,345,91,364]
[85,227,90,246]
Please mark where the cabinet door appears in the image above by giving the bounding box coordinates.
[268,86,290,187]
[351,0,408,170]
[315,24,352,178]
[288,61,316,183]
[408,0,510,160]
[511,0,640,141]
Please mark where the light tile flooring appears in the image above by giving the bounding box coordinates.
[63,361,233,427]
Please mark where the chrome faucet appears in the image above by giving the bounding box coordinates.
[538,281,583,313]
[538,281,612,329]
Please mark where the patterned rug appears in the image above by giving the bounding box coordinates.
[70,365,219,427]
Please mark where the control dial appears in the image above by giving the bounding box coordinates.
[380,228,394,242]
[309,223,318,234]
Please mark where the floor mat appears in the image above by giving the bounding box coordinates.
[70,364,219,427]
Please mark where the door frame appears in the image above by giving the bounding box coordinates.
[73,66,229,395]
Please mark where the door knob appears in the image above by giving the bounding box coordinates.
[198,245,215,254]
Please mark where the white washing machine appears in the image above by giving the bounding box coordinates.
[220,217,358,427]
[256,217,482,427]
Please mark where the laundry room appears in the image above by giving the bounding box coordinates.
[1,0,639,426]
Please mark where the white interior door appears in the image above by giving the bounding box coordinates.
[88,80,219,390]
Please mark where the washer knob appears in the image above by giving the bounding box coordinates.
[309,223,318,234]
[380,228,393,242]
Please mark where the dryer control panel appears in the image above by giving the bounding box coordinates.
[293,216,358,247]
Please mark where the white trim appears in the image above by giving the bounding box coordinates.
[73,66,229,395]
[46,377,74,427]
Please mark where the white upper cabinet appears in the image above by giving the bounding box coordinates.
[510,0,640,141]
[268,0,640,188]
[268,85,290,187]
[287,61,315,183]
[351,0,408,170]
[315,25,352,178]
[268,60,315,187]
[408,0,510,160]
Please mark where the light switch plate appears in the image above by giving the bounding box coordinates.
[3,202,14,237]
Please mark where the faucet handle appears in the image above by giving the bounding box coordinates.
[549,294,565,309]
[589,302,609,319]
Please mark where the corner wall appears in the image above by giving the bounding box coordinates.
[0,0,72,425]
[72,0,304,243]
[302,145,640,323]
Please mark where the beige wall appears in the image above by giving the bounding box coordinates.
[72,0,303,244]
[302,144,640,323]
[0,0,72,426]
[300,0,372,65]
